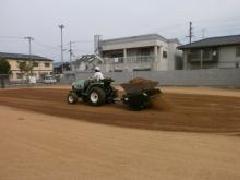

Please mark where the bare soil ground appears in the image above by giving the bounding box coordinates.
[162,86,240,97]
[0,86,240,179]
[0,87,240,133]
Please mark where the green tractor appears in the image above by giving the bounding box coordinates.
[67,78,117,106]
[67,77,161,110]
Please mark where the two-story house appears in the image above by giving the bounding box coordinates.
[178,35,240,70]
[0,52,53,82]
[94,34,182,72]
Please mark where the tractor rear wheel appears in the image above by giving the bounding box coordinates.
[88,87,106,106]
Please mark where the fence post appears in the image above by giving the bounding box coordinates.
[200,49,203,69]
[0,76,5,88]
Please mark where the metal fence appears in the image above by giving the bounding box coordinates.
[0,74,10,88]
[0,74,62,88]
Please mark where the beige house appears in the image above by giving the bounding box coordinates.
[0,52,53,82]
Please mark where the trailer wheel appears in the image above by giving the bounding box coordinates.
[125,93,151,111]
[67,92,78,104]
[88,87,106,106]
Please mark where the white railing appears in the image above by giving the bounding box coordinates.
[103,56,156,64]
[97,56,157,72]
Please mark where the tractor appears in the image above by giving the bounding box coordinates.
[67,78,117,106]
[67,77,161,110]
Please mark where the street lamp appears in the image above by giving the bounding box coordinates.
[58,24,64,73]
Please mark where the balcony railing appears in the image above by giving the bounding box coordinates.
[103,56,156,64]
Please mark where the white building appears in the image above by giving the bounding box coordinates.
[95,34,182,72]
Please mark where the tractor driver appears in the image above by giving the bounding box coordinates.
[92,67,104,81]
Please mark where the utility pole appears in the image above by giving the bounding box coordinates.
[24,36,34,57]
[69,40,73,71]
[24,36,34,82]
[186,22,193,44]
[58,24,64,73]
[202,28,206,39]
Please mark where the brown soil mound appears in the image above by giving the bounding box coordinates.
[129,77,155,84]
[121,77,158,94]
[122,77,169,110]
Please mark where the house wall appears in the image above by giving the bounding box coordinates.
[101,39,166,51]
[168,42,183,70]
[218,46,240,68]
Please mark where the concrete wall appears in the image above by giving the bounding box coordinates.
[63,69,240,86]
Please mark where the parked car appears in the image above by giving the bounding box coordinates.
[43,75,57,84]
[28,75,37,84]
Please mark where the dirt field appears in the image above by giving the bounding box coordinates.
[0,87,240,179]
[0,87,240,133]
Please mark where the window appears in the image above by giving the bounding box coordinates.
[16,73,23,80]
[236,47,240,57]
[45,63,50,68]
[203,49,211,59]
[189,50,200,59]
[163,51,168,58]
[33,62,38,67]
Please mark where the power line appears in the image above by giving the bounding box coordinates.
[33,40,60,50]
[0,36,24,40]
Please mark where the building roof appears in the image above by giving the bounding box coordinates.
[178,35,240,49]
[101,34,180,46]
[0,52,53,61]
[74,55,104,64]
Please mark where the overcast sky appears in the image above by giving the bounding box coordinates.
[0,0,240,61]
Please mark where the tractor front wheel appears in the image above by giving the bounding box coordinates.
[67,92,78,104]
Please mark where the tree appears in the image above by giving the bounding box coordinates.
[0,58,11,74]
[0,58,11,88]
[19,61,34,82]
